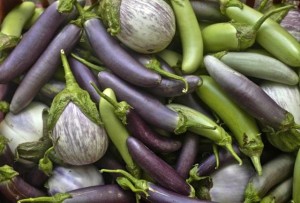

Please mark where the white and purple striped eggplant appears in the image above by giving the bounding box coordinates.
[99,0,176,54]
[47,50,108,166]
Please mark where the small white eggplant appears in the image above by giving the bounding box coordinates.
[46,164,105,195]
[0,101,48,155]
[99,0,176,54]
[47,50,108,166]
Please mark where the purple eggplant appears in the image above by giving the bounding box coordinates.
[69,56,100,103]
[101,169,217,203]
[17,184,135,203]
[97,71,186,133]
[175,132,200,179]
[0,1,76,83]
[126,136,193,196]
[83,17,162,87]
[10,23,82,114]
[0,165,46,202]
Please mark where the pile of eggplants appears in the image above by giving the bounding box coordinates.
[0,0,299,202]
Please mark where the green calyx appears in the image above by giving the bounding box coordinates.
[244,182,261,203]
[186,164,209,184]
[98,0,122,35]
[38,146,54,176]
[0,165,18,183]
[17,193,72,203]
[91,82,132,125]
[0,101,10,113]
[57,0,76,13]
[101,168,149,200]
[230,4,294,50]
[47,50,102,131]
[0,135,9,155]
[145,57,189,93]
[0,33,20,51]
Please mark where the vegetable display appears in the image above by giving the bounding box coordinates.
[0,0,299,203]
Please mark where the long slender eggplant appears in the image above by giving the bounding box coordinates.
[204,55,299,136]
[83,16,162,87]
[0,165,46,202]
[0,1,76,83]
[97,71,186,133]
[175,132,200,179]
[126,136,194,196]
[9,23,82,114]
[91,83,182,153]
[69,56,100,103]
[101,169,217,203]
[17,184,135,203]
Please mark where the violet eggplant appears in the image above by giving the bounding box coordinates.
[46,50,108,166]
[204,55,300,152]
[101,169,216,203]
[36,79,66,106]
[97,71,186,133]
[17,184,135,203]
[91,83,182,153]
[10,23,82,114]
[175,132,200,179]
[0,1,76,83]
[126,136,194,196]
[244,153,295,203]
[69,56,100,103]
[82,11,162,87]
[0,165,46,202]
[21,165,48,189]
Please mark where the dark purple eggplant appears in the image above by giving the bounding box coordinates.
[126,110,182,153]
[146,75,202,97]
[175,132,200,179]
[17,184,135,203]
[9,23,82,114]
[21,165,48,188]
[130,51,201,96]
[101,169,217,203]
[83,18,162,87]
[91,82,182,153]
[0,165,46,202]
[0,1,76,83]
[204,55,295,130]
[97,71,186,133]
[126,136,193,196]
[69,56,100,103]
[36,79,66,106]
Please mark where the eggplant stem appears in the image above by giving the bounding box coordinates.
[71,53,106,72]
[224,143,243,165]
[38,146,54,176]
[61,49,80,89]
[91,82,131,124]
[251,156,263,176]
[213,144,220,169]
[145,57,189,93]
[17,193,71,203]
[252,5,295,32]
[186,164,209,184]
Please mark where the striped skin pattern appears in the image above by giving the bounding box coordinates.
[52,102,108,165]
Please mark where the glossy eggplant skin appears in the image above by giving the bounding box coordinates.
[63,184,135,203]
[126,136,191,196]
[84,18,162,87]
[10,23,82,114]
[126,110,182,153]
[0,1,75,83]
[144,182,218,203]
[69,57,100,103]
[97,71,180,132]
[0,175,46,202]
